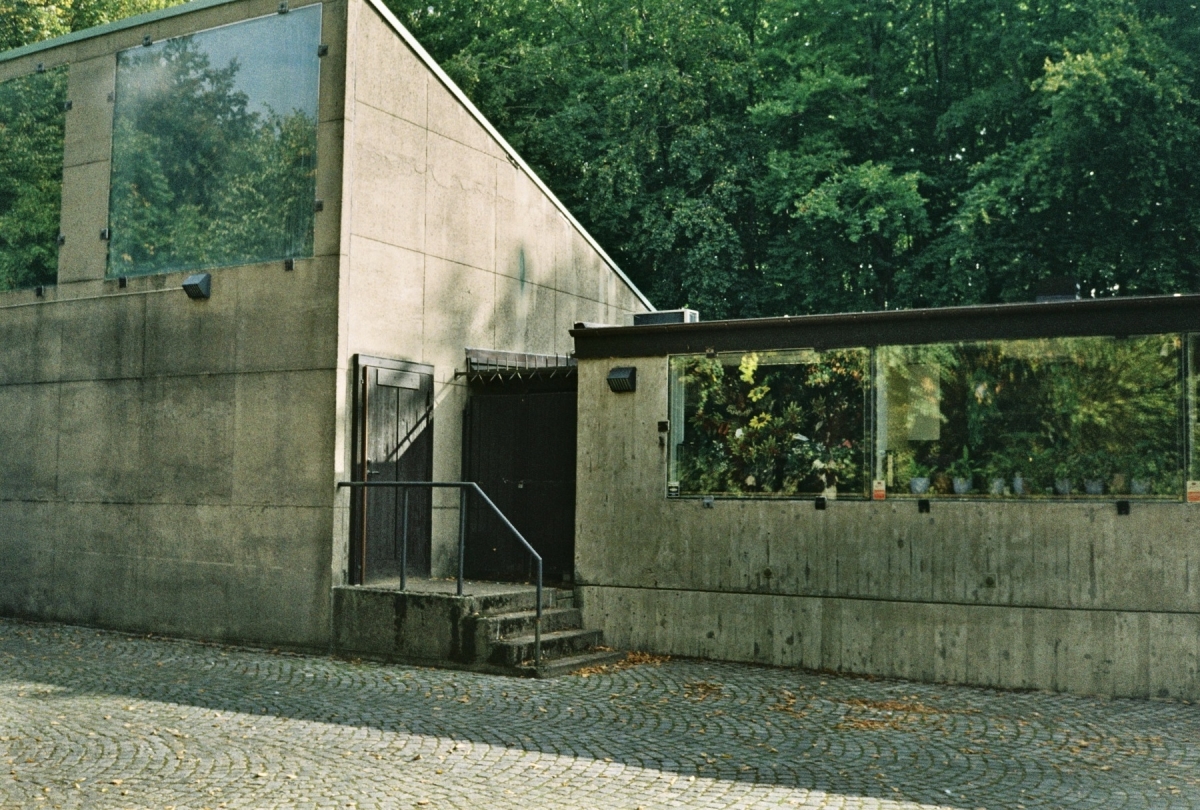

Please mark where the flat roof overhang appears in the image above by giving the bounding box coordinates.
[571,294,1200,358]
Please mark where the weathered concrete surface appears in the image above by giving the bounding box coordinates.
[332,585,481,664]
[0,0,344,651]
[574,357,1200,699]
[334,0,650,578]
[0,0,650,653]
[5,618,1200,809]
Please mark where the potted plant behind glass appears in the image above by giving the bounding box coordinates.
[1052,448,1080,496]
[982,451,1009,495]
[903,457,934,495]
[1081,450,1113,495]
[1129,455,1162,496]
[948,447,975,495]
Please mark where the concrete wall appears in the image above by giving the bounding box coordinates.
[575,356,1200,700]
[0,0,346,648]
[333,0,650,578]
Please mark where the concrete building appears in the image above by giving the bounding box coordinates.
[572,297,1200,700]
[0,0,649,651]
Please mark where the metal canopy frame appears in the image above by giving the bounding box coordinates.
[570,294,1200,358]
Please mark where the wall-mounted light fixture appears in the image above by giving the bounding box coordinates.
[1117,500,1131,516]
[918,499,931,513]
[814,496,826,511]
[182,273,211,300]
[607,366,636,393]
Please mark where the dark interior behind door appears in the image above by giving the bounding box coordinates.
[352,356,434,585]
[463,379,577,583]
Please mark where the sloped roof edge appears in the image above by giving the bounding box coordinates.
[0,0,655,312]
[360,0,653,312]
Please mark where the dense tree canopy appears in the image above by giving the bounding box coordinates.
[390,0,1200,316]
[4,0,1198,314]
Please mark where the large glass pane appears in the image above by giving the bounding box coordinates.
[1189,335,1200,488]
[876,336,1183,498]
[108,5,321,276]
[0,67,67,291]
[668,349,870,497]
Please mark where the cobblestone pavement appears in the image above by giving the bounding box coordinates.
[2,619,1199,809]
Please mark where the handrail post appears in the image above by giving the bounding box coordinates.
[400,487,409,592]
[535,557,543,670]
[457,486,466,597]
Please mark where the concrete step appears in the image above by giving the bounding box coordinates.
[515,649,625,678]
[472,586,574,616]
[482,607,582,641]
[489,628,604,668]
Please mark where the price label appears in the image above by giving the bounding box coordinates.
[872,479,887,501]
[1187,481,1200,503]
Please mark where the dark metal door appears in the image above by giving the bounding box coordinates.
[351,356,434,585]
[463,384,577,582]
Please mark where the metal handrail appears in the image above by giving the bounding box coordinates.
[336,480,544,669]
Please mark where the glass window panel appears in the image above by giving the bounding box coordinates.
[108,4,321,277]
[1189,335,1200,485]
[876,336,1183,498]
[0,67,67,292]
[668,349,870,497]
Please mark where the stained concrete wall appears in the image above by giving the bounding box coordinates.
[0,0,346,648]
[574,356,1200,700]
[332,0,650,579]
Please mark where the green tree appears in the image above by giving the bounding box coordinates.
[392,0,1200,316]
[0,68,67,291]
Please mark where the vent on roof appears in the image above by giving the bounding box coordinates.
[634,309,700,326]
[1034,277,1080,303]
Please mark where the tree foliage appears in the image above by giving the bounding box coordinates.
[0,67,66,291]
[390,0,1200,316]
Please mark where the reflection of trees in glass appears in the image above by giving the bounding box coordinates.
[0,68,67,292]
[674,350,868,496]
[882,337,1182,497]
[109,36,316,276]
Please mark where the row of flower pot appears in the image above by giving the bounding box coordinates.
[907,475,1155,496]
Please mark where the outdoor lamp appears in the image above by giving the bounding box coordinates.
[607,367,636,393]
[182,273,211,300]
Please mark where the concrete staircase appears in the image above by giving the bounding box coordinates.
[469,587,622,677]
[332,581,622,677]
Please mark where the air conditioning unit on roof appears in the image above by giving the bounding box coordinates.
[633,309,700,326]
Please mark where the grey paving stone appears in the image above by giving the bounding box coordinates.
[1,618,1198,809]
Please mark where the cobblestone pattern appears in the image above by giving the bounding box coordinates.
[2,619,1198,809]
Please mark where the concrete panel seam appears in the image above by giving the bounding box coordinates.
[577,583,1200,617]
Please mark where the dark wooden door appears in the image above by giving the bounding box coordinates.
[463,383,577,583]
[352,357,434,585]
